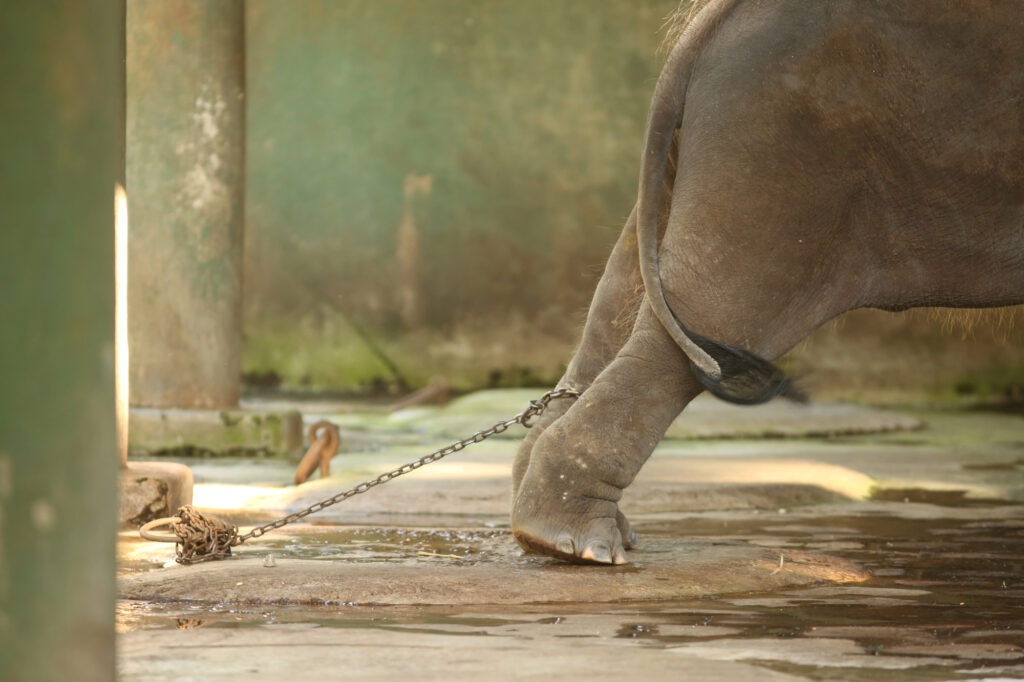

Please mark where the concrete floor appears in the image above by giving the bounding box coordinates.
[117,392,1024,681]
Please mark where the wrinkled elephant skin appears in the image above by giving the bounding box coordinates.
[511,0,1024,564]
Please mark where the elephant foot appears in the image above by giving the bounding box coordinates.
[512,485,636,565]
[618,509,639,549]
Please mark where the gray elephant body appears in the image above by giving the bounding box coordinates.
[511,0,1024,564]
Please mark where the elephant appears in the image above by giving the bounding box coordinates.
[510,0,1024,564]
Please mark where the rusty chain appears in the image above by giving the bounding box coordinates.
[140,387,580,564]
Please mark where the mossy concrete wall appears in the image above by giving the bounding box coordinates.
[242,1,1024,397]
[243,0,679,391]
[0,2,120,679]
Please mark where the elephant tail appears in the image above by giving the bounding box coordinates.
[636,6,800,405]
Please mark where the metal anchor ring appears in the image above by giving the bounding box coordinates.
[139,516,182,543]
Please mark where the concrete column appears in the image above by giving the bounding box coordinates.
[0,1,120,679]
[127,0,245,408]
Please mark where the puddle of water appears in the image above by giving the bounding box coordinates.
[118,505,1024,680]
[870,487,1019,507]
[962,458,1024,472]
[238,527,512,564]
[639,511,1024,680]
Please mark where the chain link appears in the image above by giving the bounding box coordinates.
[234,387,580,544]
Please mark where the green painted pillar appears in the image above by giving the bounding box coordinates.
[127,0,245,408]
[0,1,120,680]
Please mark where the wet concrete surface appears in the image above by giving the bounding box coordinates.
[118,394,1024,680]
[119,535,867,606]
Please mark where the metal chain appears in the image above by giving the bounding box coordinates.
[234,387,580,544]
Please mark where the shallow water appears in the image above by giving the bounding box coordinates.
[118,501,1024,680]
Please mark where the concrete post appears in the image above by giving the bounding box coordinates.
[127,0,245,408]
[0,2,120,679]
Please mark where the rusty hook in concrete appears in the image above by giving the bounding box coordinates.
[293,420,341,484]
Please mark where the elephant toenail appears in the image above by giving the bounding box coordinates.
[613,547,627,565]
[556,537,575,555]
[581,542,611,563]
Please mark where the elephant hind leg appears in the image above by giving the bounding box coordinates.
[511,207,643,499]
[511,130,686,500]
[512,301,699,564]
[511,284,844,564]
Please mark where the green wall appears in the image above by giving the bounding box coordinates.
[242,1,1024,398]
[244,0,679,391]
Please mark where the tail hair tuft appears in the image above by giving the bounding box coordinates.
[687,332,805,405]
